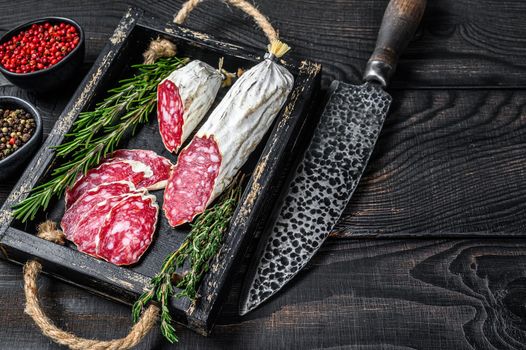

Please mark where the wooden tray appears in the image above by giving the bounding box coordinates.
[0,8,320,334]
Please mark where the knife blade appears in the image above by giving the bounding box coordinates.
[240,0,427,315]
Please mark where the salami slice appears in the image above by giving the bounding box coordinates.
[71,193,132,256]
[65,160,153,208]
[61,181,137,240]
[157,60,223,153]
[97,193,158,266]
[106,149,173,190]
[163,135,221,227]
[158,80,183,153]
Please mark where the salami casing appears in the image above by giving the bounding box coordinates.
[65,160,153,207]
[97,193,159,265]
[164,41,294,226]
[158,60,223,153]
[106,149,173,190]
[61,181,138,240]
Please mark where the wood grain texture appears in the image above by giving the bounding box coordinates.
[0,0,525,348]
[0,0,525,89]
[2,238,526,349]
[333,89,526,238]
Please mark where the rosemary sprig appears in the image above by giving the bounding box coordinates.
[132,176,244,343]
[12,56,188,222]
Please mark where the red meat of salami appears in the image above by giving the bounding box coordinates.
[65,160,152,208]
[106,149,173,190]
[97,193,158,265]
[158,79,184,153]
[163,136,221,226]
[61,181,137,240]
[72,193,131,256]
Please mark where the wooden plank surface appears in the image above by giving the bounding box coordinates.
[2,238,526,349]
[0,0,525,349]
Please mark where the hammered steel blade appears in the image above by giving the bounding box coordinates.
[239,81,392,315]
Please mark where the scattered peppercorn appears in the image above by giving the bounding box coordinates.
[0,108,36,160]
[0,22,80,74]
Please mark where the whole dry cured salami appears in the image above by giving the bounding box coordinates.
[65,160,153,207]
[71,193,133,256]
[158,60,223,153]
[61,181,138,240]
[97,193,159,265]
[163,136,221,226]
[106,149,173,190]
[163,41,293,226]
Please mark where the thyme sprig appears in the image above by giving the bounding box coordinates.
[132,176,244,343]
[12,56,188,222]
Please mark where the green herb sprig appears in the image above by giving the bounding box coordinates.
[132,176,244,343]
[12,56,188,222]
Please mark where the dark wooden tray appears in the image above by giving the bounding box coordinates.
[0,8,320,334]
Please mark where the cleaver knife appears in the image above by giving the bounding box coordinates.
[240,0,427,315]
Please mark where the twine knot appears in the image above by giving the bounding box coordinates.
[143,38,178,65]
[37,220,66,245]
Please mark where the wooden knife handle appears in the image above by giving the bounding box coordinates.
[363,0,427,87]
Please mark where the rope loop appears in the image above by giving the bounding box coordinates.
[23,221,159,350]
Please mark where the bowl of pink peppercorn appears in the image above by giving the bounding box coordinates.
[0,17,84,92]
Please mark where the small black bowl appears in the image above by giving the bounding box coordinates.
[0,96,43,181]
[0,17,85,92]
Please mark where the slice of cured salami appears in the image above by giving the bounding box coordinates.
[71,193,132,256]
[65,160,153,208]
[163,136,221,226]
[158,60,223,153]
[163,41,293,226]
[97,193,158,265]
[61,181,138,240]
[106,149,173,190]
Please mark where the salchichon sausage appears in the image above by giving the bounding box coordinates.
[65,160,153,208]
[71,193,134,256]
[106,149,173,190]
[157,60,223,153]
[97,193,159,265]
[164,40,294,227]
[61,181,139,240]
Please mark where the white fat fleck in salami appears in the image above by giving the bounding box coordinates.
[163,136,221,227]
[157,60,223,153]
[65,160,152,208]
[97,193,158,266]
[105,149,173,190]
[163,57,293,226]
[71,193,132,257]
[61,181,139,240]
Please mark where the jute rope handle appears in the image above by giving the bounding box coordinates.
[174,0,279,43]
[23,221,159,349]
[144,0,283,64]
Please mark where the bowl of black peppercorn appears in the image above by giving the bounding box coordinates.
[0,96,43,181]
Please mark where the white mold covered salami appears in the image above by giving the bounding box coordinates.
[106,149,173,190]
[164,40,294,227]
[157,60,223,153]
[97,193,159,265]
[65,160,153,207]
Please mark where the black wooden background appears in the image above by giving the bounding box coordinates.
[1,0,525,349]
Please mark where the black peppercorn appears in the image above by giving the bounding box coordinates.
[0,107,36,160]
